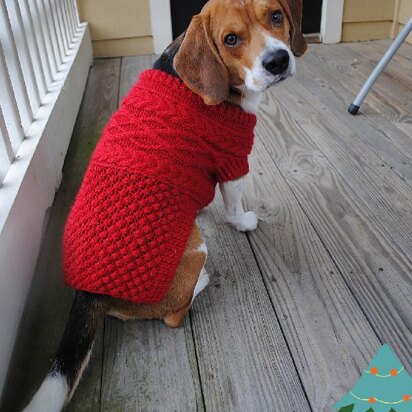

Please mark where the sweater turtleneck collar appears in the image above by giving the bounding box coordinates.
[135,69,257,132]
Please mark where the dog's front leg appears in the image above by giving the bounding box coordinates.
[219,176,258,232]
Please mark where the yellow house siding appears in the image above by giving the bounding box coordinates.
[77,0,154,57]
[398,0,412,23]
[397,0,412,43]
[342,22,393,42]
[343,0,395,22]
[342,0,395,41]
[92,37,154,58]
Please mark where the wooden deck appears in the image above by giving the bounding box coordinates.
[2,40,412,412]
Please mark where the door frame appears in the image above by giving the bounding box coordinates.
[150,0,344,51]
[321,0,344,43]
[150,0,173,54]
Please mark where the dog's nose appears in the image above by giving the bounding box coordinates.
[262,50,290,75]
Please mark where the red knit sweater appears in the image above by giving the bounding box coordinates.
[63,70,256,304]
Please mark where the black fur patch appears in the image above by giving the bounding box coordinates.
[51,291,109,389]
[153,32,185,77]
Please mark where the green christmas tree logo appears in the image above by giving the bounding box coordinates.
[333,344,412,412]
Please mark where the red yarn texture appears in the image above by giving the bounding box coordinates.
[63,69,256,304]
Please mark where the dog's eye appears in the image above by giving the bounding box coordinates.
[224,33,239,47]
[271,10,283,25]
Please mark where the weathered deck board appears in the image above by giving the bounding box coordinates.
[304,45,412,147]
[101,317,203,411]
[279,73,412,266]
[293,67,412,191]
[1,59,122,412]
[301,46,412,166]
[327,42,412,140]
[349,41,412,92]
[245,143,382,410]
[346,40,412,139]
[100,54,204,412]
[317,44,412,125]
[193,200,311,412]
[118,55,156,101]
[390,39,412,61]
[255,81,412,368]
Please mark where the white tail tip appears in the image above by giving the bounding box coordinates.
[23,373,68,412]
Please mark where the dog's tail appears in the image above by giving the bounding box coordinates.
[23,291,110,412]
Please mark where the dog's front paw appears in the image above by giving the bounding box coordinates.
[227,211,258,232]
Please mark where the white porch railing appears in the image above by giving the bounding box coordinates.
[0,0,92,398]
[0,0,81,183]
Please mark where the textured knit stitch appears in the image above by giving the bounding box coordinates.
[63,69,256,304]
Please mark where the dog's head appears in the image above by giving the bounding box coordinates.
[174,0,306,105]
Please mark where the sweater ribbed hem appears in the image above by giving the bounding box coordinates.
[136,69,257,131]
[216,157,250,183]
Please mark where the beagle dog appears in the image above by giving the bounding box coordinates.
[23,0,306,410]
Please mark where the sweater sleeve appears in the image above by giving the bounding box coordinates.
[215,156,250,183]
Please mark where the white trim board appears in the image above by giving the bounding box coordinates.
[150,0,173,54]
[151,0,344,49]
[0,24,92,399]
[321,0,345,43]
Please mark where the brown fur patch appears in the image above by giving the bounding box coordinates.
[174,15,230,105]
[108,224,206,328]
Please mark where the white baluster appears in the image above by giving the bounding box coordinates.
[28,0,54,86]
[45,0,64,64]
[19,0,48,97]
[0,105,15,184]
[0,41,24,154]
[62,0,74,44]
[72,0,80,26]
[54,0,70,56]
[6,0,41,114]
[67,0,78,34]
[0,1,32,132]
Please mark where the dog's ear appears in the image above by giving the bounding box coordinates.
[281,0,307,56]
[174,15,229,105]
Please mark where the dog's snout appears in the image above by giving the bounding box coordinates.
[262,50,290,76]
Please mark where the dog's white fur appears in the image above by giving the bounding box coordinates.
[23,374,68,412]
[192,242,210,302]
[220,178,258,232]
[23,348,93,412]
[192,267,210,302]
[244,35,296,97]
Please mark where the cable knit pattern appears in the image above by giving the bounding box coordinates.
[63,69,256,304]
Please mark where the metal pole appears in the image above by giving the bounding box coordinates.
[348,17,412,115]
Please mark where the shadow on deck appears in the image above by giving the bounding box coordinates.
[2,40,412,411]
